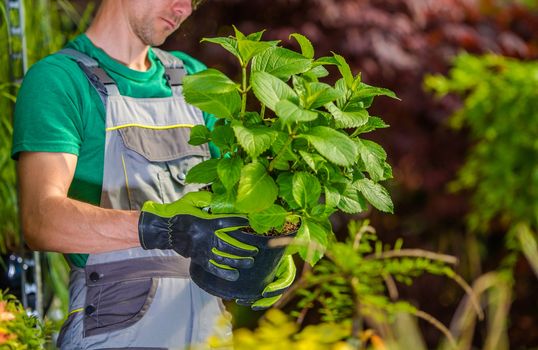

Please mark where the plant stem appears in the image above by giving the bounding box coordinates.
[340,91,364,139]
[364,249,459,265]
[350,276,363,339]
[260,103,266,119]
[268,124,299,171]
[382,273,399,300]
[350,128,362,138]
[450,272,484,320]
[415,310,457,349]
[240,64,247,118]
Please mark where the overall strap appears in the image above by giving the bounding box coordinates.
[56,48,120,104]
[152,48,186,87]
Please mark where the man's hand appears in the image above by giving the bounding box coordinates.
[236,255,296,310]
[138,191,258,282]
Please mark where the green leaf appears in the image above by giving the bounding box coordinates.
[211,182,237,214]
[201,37,239,59]
[211,125,236,151]
[238,41,277,65]
[299,151,326,172]
[247,29,266,41]
[296,218,330,265]
[310,204,337,220]
[324,186,341,208]
[352,82,398,100]
[244,111,263,126]
[290,33,315,59]
[326,102,369,128]
[356,139,386,182]
[185,159,220,184]
[211,180,227,195]
[271,132,298,170]
[211,192,237,214]
[251,71,298,111]
[183,68,238,93]
[308,65,329,78]
[324,163,349,185]
[233,25,247,39]
[275,99,318,125]
[270,159,289,171]
[277,173,300,209]
[337,183,368,214]
[361,140,387,160]
[306,82,344,109]
[301,126,358,166]
[354,116,389,134]
[232,123,278,158]
[217,157,242,191]
[236,162,278,212]
[183,69,241,119]
[189,125,211,146]
[315,56,339,66]
[351,73,362,89]
[252,47,312,80]
[383,162,393,180]
[233,26,280,64]
[332,52,354,88]
[292,75,308,104]
[292,172,322,208]
[334,79,348,109]
[248,204,288,233]
[354,178,394,213]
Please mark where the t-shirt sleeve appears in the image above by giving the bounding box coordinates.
[170,50,221,158]
[11,57,85,160]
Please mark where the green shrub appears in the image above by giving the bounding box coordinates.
[425,54,538,235]
[425,52,538,348]
[0,0,95,253]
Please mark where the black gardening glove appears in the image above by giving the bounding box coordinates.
[138,191,258,281]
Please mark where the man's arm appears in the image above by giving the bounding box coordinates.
[18,151,140,253]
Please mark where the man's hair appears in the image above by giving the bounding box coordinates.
[192,0,207,10]
[97,0,206,10]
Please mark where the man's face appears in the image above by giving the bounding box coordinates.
[125,0,193,46]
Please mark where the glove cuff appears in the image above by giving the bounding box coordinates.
[138,211,172,250]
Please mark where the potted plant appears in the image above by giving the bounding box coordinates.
[183,27,397,300]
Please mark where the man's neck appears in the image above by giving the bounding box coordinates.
[85,2,150,71]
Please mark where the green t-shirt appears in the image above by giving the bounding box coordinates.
[12,34,216,267]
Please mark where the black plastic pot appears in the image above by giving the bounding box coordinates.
[190,229,296,301]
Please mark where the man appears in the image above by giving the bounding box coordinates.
[12,0,295,348]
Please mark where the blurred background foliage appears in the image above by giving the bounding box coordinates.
[1,0,537,348]
[0,0,20,255]
[0,0,94,330]
[0,0,94,254]
[0,290,52,349]
[426,54,537,236]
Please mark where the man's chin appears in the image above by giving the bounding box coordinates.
[145,36,167,47]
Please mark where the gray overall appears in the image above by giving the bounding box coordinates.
[56,48,231,350]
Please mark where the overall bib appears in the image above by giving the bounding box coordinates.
[55,48,231,350]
